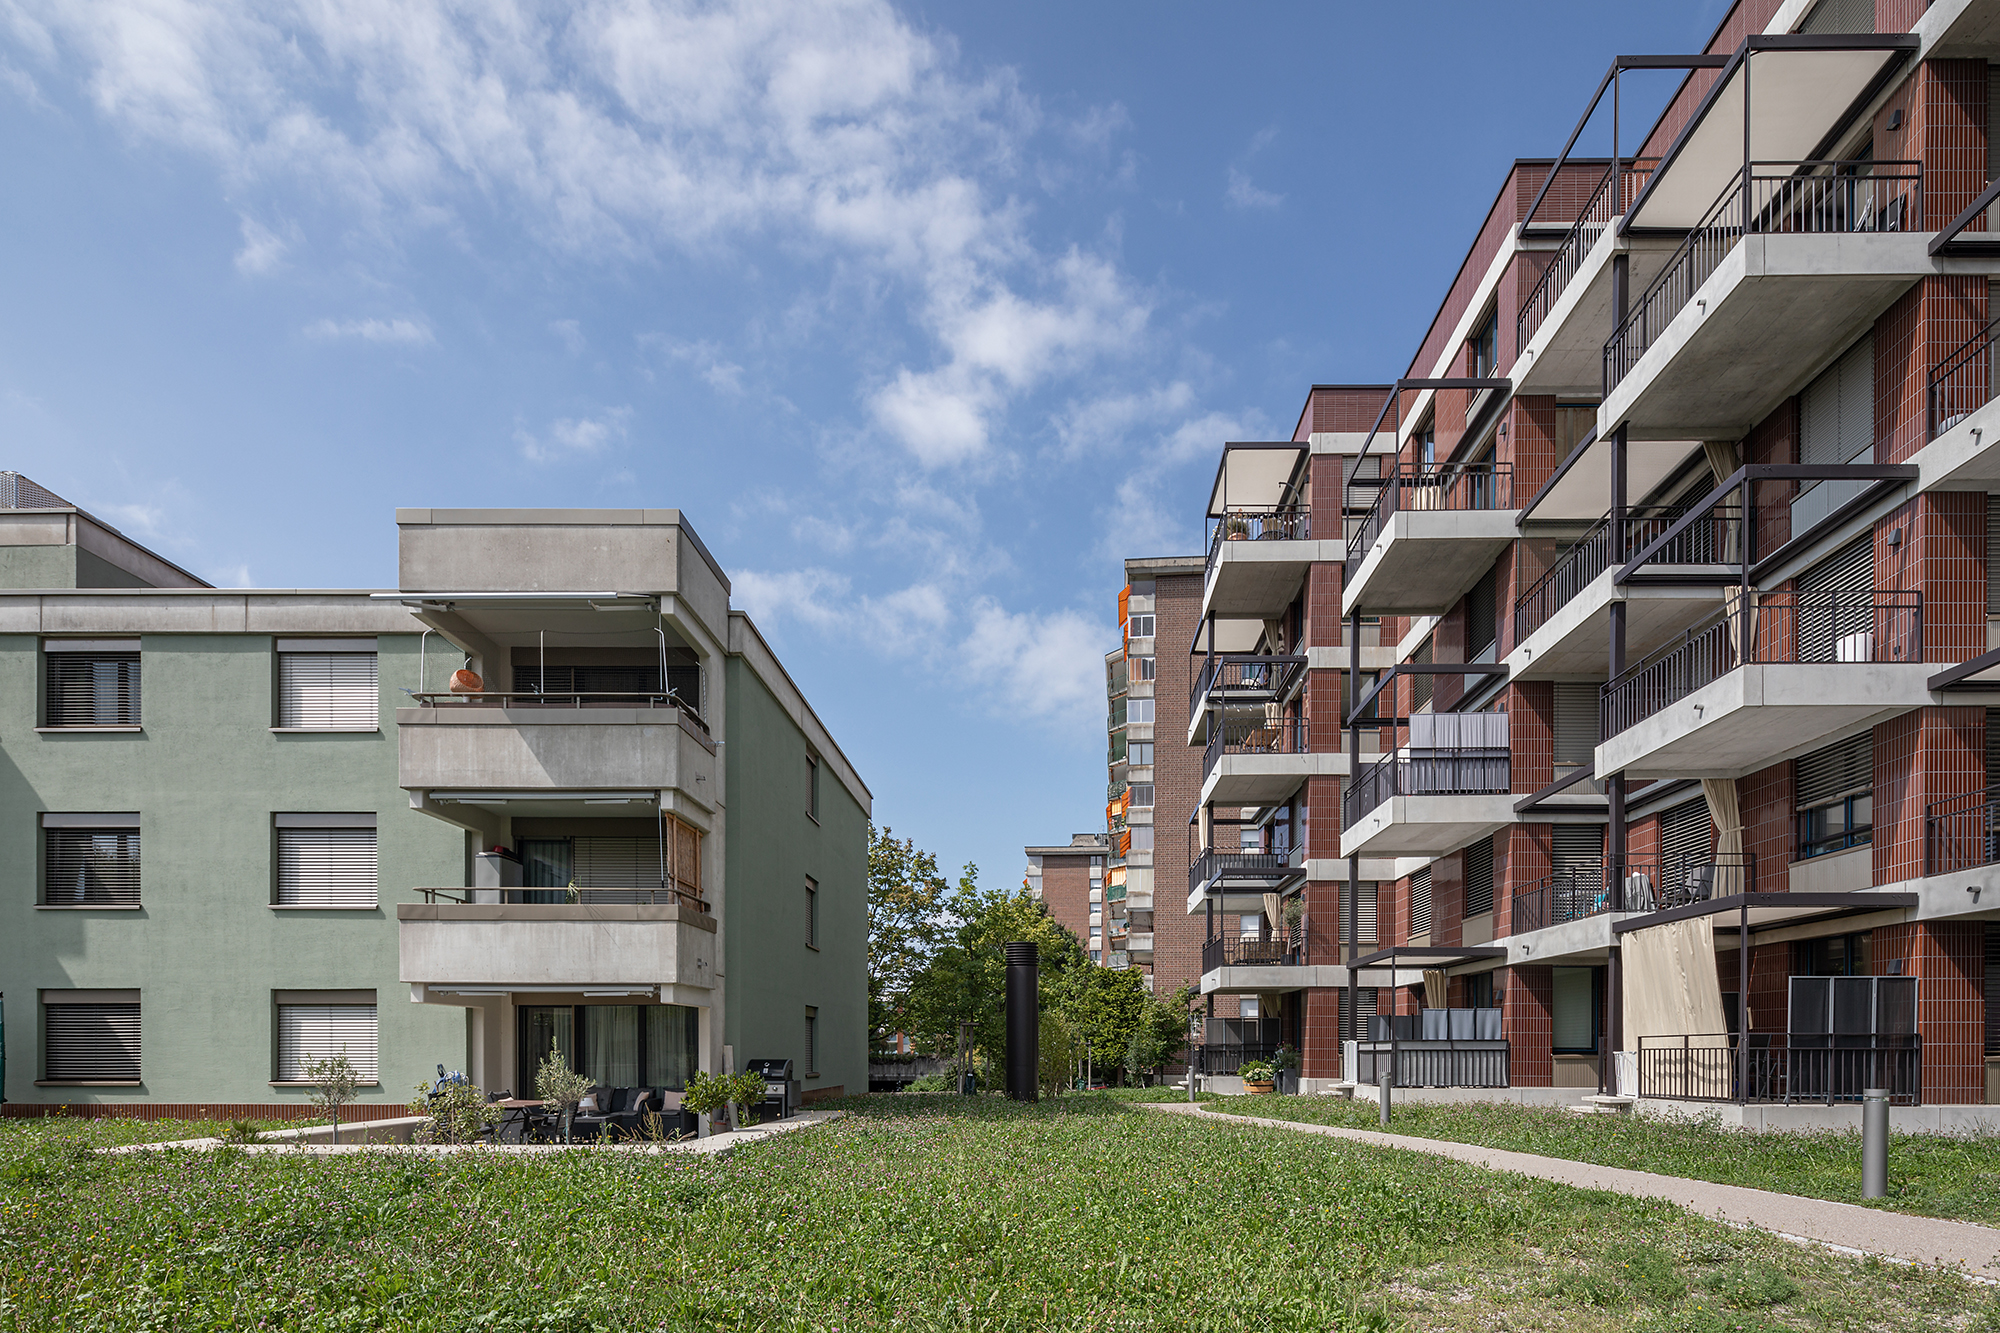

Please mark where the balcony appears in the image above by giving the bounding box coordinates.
[1915,316,2000,494]
[1188,653,1305,745]
[1512,857,1752,936]
[1342,463,1518,617]
[397,694,717,802]
[1925,786,2000,876]
[1186,847,1306,914]
[398,888,718,1005]
[1354,1010,1509,1089]
[1339,714,1513,859]
[1596,590,1932,780]
[1601,160,1929,438]
[1200,714,1328,807]
[1199,930,1345,995]
[1203,507,1323,618]
[1637,1033,1920,1107]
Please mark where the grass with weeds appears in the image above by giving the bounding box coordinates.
[0,1094,1989,1331]
[1205,1094,2000,1227]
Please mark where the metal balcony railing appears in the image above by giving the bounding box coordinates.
[1346,462,1514,566]
[1512,505,1745,644]
[1202,713,1308,781]
[1201,932,1307,974]
[1928,315,2000,439]
[1341,743,1511,829]
[1511,857,1753,933]
[411,689,708,733]
[1599,590,1922,740]
[1189,653,1306,719]
[1187,848,1303,899]
[1205,506,1311,579]
[1637,1033,1920,1106]
[1925,786,2000,874]
[1604,160,1922,392]
[415,884,710,914]
[1517,158,1658,350]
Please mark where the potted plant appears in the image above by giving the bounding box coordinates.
[1271,1045,1300,1095]
[1239,1059,1276,1094]
[1224,514,1251,541]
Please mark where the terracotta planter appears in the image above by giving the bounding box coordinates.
[1244,1080,1275,1095]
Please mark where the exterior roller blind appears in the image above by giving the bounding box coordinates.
[46,652,140,726]
[279,652,379,728]
[1463,839,1494,917]
[1986,925,1999,1056]
[1988,708,2000,797]
[1796,535,1873,661]
[277,1004,378,1081]
[1798,536,1872,597]
[1337,987,1379,1041]
[1409,867,1432,937]
[1658,798,1712,871]
[1988,495,2000,616]
[1553,825,1605,880]
[1798,336,1875,482]
[574,836,663,889]
[277,829,378,907]
[1552,968,1595,1052]
[1552,683,1598,766]
[1466,570,1497,661]
[45,1003,140,1081]
[44,827,140,905]
[1354,883,1378,944]
[1795,732,1874,808]
[1798,0,1873,32]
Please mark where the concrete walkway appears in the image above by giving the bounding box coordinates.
[102,1109,843,1157]
[1146,1102,2000,1278]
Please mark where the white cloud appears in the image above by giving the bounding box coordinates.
[1224,166,1282,211]
[956,597,1103,722]
[1095,476,1192,564]
[550,319,585,356]
[654,338,746,396]
[1053,381,1194,458]
[233,214,287,275]
[516,406,632,463]
[97,500,165,537]
[303,317,433,345]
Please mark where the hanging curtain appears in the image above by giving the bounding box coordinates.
[1702,777,1745,895]
[1621,917,1731,1098]
[1422,969,1446,1009]
[1722,587,1759,663]
[1263,892,1282,937]
[1703,441,1742,563]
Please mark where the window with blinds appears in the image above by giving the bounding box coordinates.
[1796,731,1874,858]
[1658,798,1712,874]
[278,642,378,728]
[1799,336,1875,480]
[45,644,140,726]
[1798,0,1874,32]
[277,823,378,907]
[1353,883,1378,944]
[1463,839,1494,917]
[1412,639,1434,711]
[1988,495,2000,618]
[43,999,140,1081]
[1408,866,1432,937]
[277,1004,379,1081]
[1337,987,1379,1042]
[1552,967,1596,1053]
[521,823,704,904]
[1553,824,1605,883]
[805,1007,819,1076]
[1552,683,1598,766]
[44,823,140,905]
[1796,535,1874,661]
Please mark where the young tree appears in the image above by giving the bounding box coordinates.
[867,826,951,1054]
[1124,984,1199,1084]
[300,1053,360,1144]
[534,1048,592,1143]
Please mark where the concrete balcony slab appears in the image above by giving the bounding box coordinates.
[1342,510,1522,617]
[398,902,717,1003]
[1200,964,1351,995]
[1516,227,1684,399]
[1202,539,1344,620]
[397,706,716,804]
[1200,750,1348,808]
[1338,794,1516,860]
[1507,571,1728,681]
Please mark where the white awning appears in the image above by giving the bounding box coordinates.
[1207,444,1308,516]
[1526,439,1703,523]
[1627,37,1915,232]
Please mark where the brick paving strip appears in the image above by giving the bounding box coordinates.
[1143,1101,2000,1278]
[97,1108,844,1157]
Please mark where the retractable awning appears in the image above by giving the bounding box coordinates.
[1523,436,1705,521]
[1611,891,1916,936]
[1207,443,1308,516]
[1625,35,1917,233]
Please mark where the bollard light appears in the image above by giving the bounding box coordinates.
[1862,1087,1888,1199]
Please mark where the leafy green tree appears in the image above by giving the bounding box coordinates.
[1124,983,1199,1084]
[1048,959,1149,1082]
[867,826,951,1054]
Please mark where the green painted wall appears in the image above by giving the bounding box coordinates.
[0,634,466,1107]
[722,658,868,1097]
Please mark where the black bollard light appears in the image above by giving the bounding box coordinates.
[1004,942,1039,1101]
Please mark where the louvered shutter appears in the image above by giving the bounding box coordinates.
[1799,0,1874,32]
[277,1005,378,1081]
[1658,798,1712,876]
[1463,839,1494,917]
[1552,683,1598,766]
[1466,570,1497,660]
[1408,867,1432,937]
[1988,709,2000,796]
[45,652,140,726]
[44,828,140,905]
[1796,535,1873,661]
[1799,337,1875,475]
[1795,732,1874,809]
[278,829,378,907]
[1552,968,1595,1052]
[1338,987,1379,1041]
[44,1003,140,1081]
[1985,925,1999,1056]
[1988,495,2000,617]
[1553,825,1605,881]
[279,652,379,728]
[1355,883,1378,944]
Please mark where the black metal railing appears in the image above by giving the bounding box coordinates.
[416,884,710,913]
[1600,590,1922,740]
[1928,315,2000,439]
[1346,462,1515,565]
[1517,158,1659,350]
[411,689,706,730]
[1511,505,1745,645]
[1202,713,1308,780]
[1355,1010,1509,1089]
[1925,786,2000,874]
[1190,1042,1285,1077]
[1637,1033,1921,1105]
[1187,848,1302,898]
[1341,744,1511,829]
[1189,653,1306,720]
[1604,161,1923,392]
[1201,933,1307,973]
[1512,856,1755,932]
[1205,506,1311,577]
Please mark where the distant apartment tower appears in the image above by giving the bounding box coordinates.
[1025,834,1109,958]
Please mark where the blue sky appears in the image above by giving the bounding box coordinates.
[0,1,1727,890]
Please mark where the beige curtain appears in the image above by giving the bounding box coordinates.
[1263,893,1282,936]
[1722,586,1759,662]
[1622,916,1731,1098]
[1705,441,1742,563]
[1422,969,1446,1009]
[1702,778,1745,895]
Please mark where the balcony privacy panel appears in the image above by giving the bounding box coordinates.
[278,652,378,728]
[277,1004,379,1081]
[44,1002,140,1081]
[1464,839,1494,917]
[46,653,140,726]
[277,829,378,907]
[44,828,140,905]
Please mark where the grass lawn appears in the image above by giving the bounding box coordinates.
[0,1094,1992,1331]
[1205,1094,2000,1229]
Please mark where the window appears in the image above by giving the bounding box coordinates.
[1132,656,1156,681]
[1345,671,1380,724]
[42,814,140,906]
[1127,698,1154,725]
[1796,732,1873,858]
[805,1007,819,1077]
[1128,827,1153,852]
[1465,569,1497,663]
[45,640,140,727]
[1798,336,1875,489]
[1239,997,1260,1019]
[1466,972,1495,1010]
[1128,783,1155,808]
[1463,839,1494,918]
[1090,949,1101,962]
[43,991,140,1082]
[275,994,379,1082]
[1127,742,1154,766]
[276,639,379,729]
[1414,414,1436,468]
[1795,931,1872,977]
[275,815,378,907]
[1468,308,1498,378]
[1127,614,1155,640]
[806,877,819,949]
[1552,968,1596,1052]
[1412,638,1434,711]
[1408,867,1432,937]
[1351,883,1378,944]
[807,755,821,823]
[1337,987,1378,1042]
[518,1005,699,1091]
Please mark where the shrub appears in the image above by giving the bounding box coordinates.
[534,1049,593,1143]
[408,1078,501,1145]
[220,1120,263,1146]
[683,1070,769,1128]
[1238,1061,1276,1084]
[904,1072,955,1093]
[299,1052,361,1144]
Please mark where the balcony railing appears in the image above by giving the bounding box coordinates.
[411,689,707,732]
[1190,1042,1284,1077]
[416,884,710,914]
[1604,160,1923,392]
[1356,1009,1509,1089]
[1189,653,1306,720]
[1517,158,1659,350]
[1637,1033,1921,1106]
[1511,856,1754,933]
[1201,932,1307,974]
[1600,590,1922,740]
[1512,505,1744,644]
[1928,314,2000,439]
[1202,713,1308,780]
[1925,786,2000,875]
[1205,506,1311,577]
[1341,713,1511,828]
[1187,848,1303,899]
[1346,462,1515,565]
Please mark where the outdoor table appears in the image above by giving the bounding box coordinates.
[492,1099,545,1143]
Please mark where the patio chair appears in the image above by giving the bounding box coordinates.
[573,1086,647,1141]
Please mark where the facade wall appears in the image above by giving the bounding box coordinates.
[1036,852,1098,952]
[1150,570,1207,1006]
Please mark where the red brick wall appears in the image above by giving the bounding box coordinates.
[1873,921,1987,1103]
[1877,277,1986,465]
[1875,707,1987,882]
[1874,60,1988,234]
[1499,823,1556,936]
[1745,397,1797,557]
[1510,681,1554,796]
[1507,395,1563,510]
[1737,761,1793,896]
[1875,493,1986,661]
[1293,386,1392,440]
[1037,852,1097,951]
[1150,570,1206,1002]
[1431,851,1465,950]
[1503,965,1554,1087]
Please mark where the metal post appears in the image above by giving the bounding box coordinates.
[1607,945,1623,1094]
[1862,1087,1889,1198]
[1187,1042,1199,1102]
[1378,1068,1392,1127]
[1004,943,1039,1101]
[1347,607,1362,1085]
[1738,897,1750,1105]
